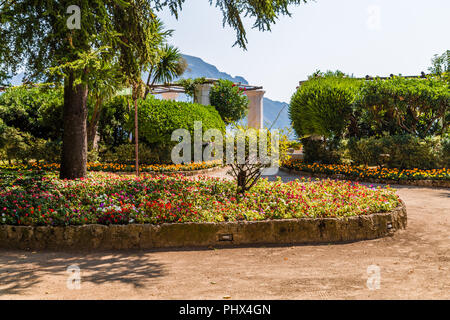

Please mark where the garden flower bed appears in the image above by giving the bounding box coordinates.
[0,171,400,227]
[0,160,222,174]
[282,160,449,187]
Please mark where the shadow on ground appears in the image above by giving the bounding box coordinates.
[0,251,165,295]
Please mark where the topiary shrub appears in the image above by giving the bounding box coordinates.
[125,96,226,164]
[209,79,249,124]
[289,74,361,163]
[289,75,361,140]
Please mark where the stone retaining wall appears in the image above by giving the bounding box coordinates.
[280,167,449,188]
[0,203,407,250]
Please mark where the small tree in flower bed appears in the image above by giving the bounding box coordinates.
[226,126,279,194]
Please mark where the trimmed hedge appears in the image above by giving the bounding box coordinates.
[123,96,225,163]
[353,77,449,138]
[289,75,361,164]
[131,96,225,144]
[289,76,361,139]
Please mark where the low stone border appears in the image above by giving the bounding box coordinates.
[280,167,450,188]
[0,202,407,250]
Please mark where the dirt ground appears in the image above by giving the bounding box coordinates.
[0,169,449,300]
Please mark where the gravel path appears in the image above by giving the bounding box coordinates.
[0,169,448,299]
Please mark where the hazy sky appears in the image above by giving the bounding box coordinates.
[158,0,449,102]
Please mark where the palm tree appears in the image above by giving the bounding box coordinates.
[144,44,187,99]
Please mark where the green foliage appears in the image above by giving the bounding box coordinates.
[353,77,449,138]
[347,135,449,169]
[177,77,208,99]
[289,75,361,139]
[132,96,225,143]
[0,86,63,140]
[97,96,131,148]
[289,75,360,163]
[146,44,186,88]
[124,96,225,163]
[209,79,249,124]
[443,135,450,166]
[301,137,342,164]
[290,71,449,165]
[102,143,158,165]
[286,140,302,150]
[429,50,450,76]
[0,118,6,148]
[0,126,59,164]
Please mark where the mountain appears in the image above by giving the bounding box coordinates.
[180,54,291,132]
[181,54,249,85]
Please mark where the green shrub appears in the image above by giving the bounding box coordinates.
[0,118,6,149]
[98,96,131,148]
[209,79,249,124]
[0,126,58,164]
[443,135,450,166]
[289,75,361,139]
[177,77,208,98]
[101,143,158,165]
[347,135,448,169]
[0,85,63,140]
[353,77,449,138]
[125,96,225,163]
[301,137,342,164]
[289,75,361,163]
[41,140,61,163]
[286,140,302,150]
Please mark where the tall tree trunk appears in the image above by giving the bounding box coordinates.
[60,72,88,179]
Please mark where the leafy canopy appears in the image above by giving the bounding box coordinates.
[0,1,163,89]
